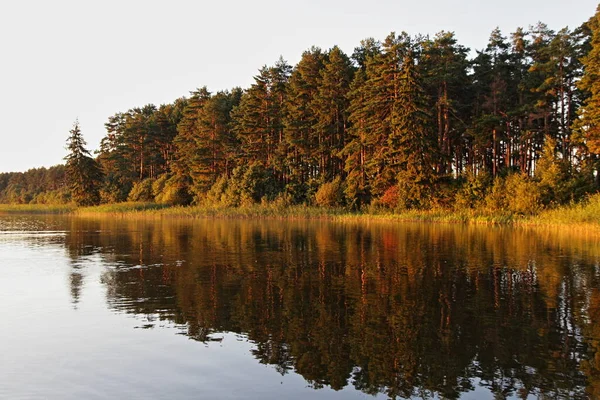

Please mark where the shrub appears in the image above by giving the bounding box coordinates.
[31,189,71,204]
[100,175,131,204]
[151,174,168,201]
[483,177,507,213]
[395,170,431,210]
[205,163,282,207]
[535,136,571,206]
[484,173,541,215]
[154,175,192,205]
[454,170,492,210]
[272,191,294,208]
[205,175,230,206]
[127,178,155,202]
[315,178,345,207]
[379,185,399,209]
[505,173,541,215]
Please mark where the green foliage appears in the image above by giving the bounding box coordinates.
[484,173,541,215]
[127,178,155,202]
[205,163,282,207]
[284,47,326,186]
[231,59,291,176]
[172,88,241,196]
[314,177,345,207]
[31,189,71,205]
[505,174,542,215]
[395,169,432,210]
[0,166,68,205]
[455,171,492,210]
[99,174,131,204]
[205,175,229,205]
[64,121,103,206]
[420,31,471,175]
[574,6,600,155]
[153,174,192,205]
[99,102,184,187]
[535,136,571,206]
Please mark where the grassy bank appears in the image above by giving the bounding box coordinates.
[70,194,600,230]
[1,194,599,228]
[76,202,349,219]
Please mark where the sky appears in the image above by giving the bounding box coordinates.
[0,0,597,173]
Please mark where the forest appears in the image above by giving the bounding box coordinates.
[2,7,600,215]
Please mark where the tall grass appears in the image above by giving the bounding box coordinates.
[0,204,75,214]
[74,202,521,225]
[76,202,170,215]
[135,203,349,219]
[1,195,599,229]
[337,208,517,225]
[529,193,600,227]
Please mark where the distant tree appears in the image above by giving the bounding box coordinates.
[64,120,103,206]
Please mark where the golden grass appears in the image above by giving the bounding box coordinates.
[2,194,599,231]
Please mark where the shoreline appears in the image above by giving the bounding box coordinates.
[0,200,598,230]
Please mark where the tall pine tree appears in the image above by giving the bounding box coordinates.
[575,6,600,155]
[64,120,103,206]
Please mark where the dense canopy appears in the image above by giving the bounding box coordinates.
[2,8,600,212]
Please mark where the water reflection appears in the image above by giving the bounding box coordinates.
[59,217,600,399]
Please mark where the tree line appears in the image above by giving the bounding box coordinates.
[3,8,600,211]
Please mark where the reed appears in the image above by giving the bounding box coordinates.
[1,196,599,230]
[0,204,75,214]
[524,193,600,228]
[76,202,170,215]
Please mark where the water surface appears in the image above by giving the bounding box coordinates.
[1,215,599,399]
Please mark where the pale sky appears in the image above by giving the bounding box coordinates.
[0,0,597,172]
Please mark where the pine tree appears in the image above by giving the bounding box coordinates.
[232,59,291,177]
[391,51,437,208]
[284,47,326,194]
[343,39,383,205]
[187,89,241,194]
[313,46,355,180]
[64,120,103,206]
[470,28,511,177]
[575,6,600,155]
[355,32,408,196]
[420,31,470,175]
[172,87,212,194]
[343,69,372,207]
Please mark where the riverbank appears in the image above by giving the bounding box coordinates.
[1,194,599,229]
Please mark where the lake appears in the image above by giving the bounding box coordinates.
[1,215,599,399]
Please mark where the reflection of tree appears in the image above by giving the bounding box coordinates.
[69,270,83,307]
[64,218,104,308]
[62,216,600,399]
